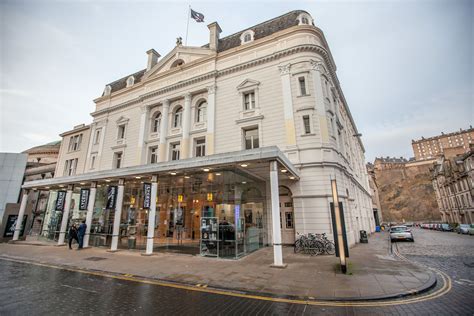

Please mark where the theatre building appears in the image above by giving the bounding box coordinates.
[16,10,374,263]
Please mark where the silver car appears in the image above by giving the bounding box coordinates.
[390,225,414,242]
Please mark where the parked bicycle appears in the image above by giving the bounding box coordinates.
[294,232,335,256]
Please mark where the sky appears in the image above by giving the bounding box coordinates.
[0,0,472,162]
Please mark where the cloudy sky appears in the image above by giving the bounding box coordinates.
[1,0,472,161]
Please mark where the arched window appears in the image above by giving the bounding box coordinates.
[173,106,183,128]
[301,17,309,24]
[152,112,161,133]
[196,101,207,123]
[244,33,251,42]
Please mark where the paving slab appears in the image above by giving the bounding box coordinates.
[0,232,436,301]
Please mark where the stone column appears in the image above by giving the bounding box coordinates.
[310,60,330,143]
[278,64,297,146]
[110,179,125,252]
[58,185,74,245]
[12,190,29,241]
[137,104,150,165]
[144,175,158,255]
[158,100,170,162]
[206,85,217,155]
[270,161,285,268]
[83,182,97,248]
[181,93,192,159]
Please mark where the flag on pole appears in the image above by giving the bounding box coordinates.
[190,9,205,22]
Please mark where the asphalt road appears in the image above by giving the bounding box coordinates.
[0,228,472,315]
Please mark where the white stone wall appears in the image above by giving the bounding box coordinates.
[55,20,374,245]
[56,127,90,177]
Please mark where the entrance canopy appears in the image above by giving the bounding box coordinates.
[22,146,299,190]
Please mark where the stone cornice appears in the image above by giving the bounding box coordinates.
[91,44,334,117]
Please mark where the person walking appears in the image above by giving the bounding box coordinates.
[68,224,79,249]
[77,220,87,249]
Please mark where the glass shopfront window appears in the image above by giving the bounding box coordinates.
[88,185,114,247]
[41,190,61,240]
[38,166,269,259]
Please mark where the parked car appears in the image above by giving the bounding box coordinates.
[455,224,470,234]
[468,225,474,235]
[441,223,453,232]
[390,225,414,242]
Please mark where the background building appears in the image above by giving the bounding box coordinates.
[0,153,27,241]
[366,163,383,226]
[412,126,474,161]
[0,142,60,241]
[432,146,474,224]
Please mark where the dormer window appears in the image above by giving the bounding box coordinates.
[103,85,112,96]
[126,76,135,87]
[297,13,313,26]
[240,30,255,45]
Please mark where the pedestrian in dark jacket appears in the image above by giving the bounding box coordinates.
[77,220,87,249]
[68,224,79,249]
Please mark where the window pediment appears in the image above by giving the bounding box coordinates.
[116,116,129,124]
[237,79,260,91]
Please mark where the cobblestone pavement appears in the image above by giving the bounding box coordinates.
[0,229,472,315]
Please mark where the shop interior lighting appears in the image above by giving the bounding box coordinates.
[215,173,221,176]
[170,172,177,175]
[281,169,287,173]
[135,176,141,179]
[289,176,295,180]
[203,168,210,172]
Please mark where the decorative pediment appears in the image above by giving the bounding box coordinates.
[116,116,129,124]
[236,79,261,91]
[143,46,214,80]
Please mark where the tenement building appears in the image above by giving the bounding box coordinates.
[412,126,474,161]
[16,10,374,263]
[432,146,474,224]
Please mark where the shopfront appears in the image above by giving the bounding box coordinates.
[24,147,298,262]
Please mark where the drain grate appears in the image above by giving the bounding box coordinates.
[84,257,108,261]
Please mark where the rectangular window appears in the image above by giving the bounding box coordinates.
[94,129,101,144]
[90,155,96,169]
[149,146,158,164]
[68,137,74,152]
[243,92,255,110]
[303,115,311,134]
[195,138,206,157]
[64,158,78,176]
[285,212,294,229]
[114,152,122,169]
[244,128,259,150]
[171,143,180,161]
[117,125,126,139]
[299,77,307,95]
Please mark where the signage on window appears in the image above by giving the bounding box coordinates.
[106,186,118,209]
[55,191,67,211]
[79,189,90,210]
[143,183,152,209]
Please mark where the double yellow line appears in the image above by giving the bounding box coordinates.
[0,254,451,307]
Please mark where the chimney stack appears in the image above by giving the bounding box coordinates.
[207,22,222,51]
[146,49,161,71]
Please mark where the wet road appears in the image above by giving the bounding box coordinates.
[0,228,473,315]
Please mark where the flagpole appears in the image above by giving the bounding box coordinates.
[185,5,190,46]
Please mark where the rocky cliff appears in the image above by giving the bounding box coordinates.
[374,161,440,222]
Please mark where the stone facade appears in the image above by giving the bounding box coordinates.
[412,126,474,161]
[22,10,374,249]
[432,146,474,224]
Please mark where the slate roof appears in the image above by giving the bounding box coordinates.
[103,10,309,95]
